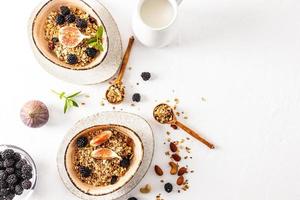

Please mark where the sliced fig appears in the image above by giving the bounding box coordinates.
[91,148,121,160]
[90,130,113,147]
[58,26,88,48]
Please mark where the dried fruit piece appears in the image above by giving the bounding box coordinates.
[171,153,181,162]
[90,130,113,147]
[170,142,177,152]
[178,167,188,176]
[140,184,151,193]
[176,176,184,186]
[154,165,163,176]
[91,148,121,160]
[169,162,178,175]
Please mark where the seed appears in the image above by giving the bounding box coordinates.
[154,165,163,176]
[171,153,181,162]
[169,161,178,175]
[140,184,151,193]
[178,167,187,176]
[177,176,184,186]
[164,182,173,193]
[170,142,177,152]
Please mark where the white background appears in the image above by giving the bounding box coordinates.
[0,0,300,199]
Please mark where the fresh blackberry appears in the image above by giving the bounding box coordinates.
[21,164,32,175]
[164,182,173,193]
[0,161,4,169]
[76,137,88,148]
[128,197,138,200]
[15,159,27,169]
[5,193,15,200]
[132,93,141,102]
[141,72,151,81]
[15,184,23,195]
[60,6,70,16]
[67,54,78,65]
[0,171,8,181]
[3,159,14,168]
[21,172,32,180]
[52,37,59,43]
[0,188,9,196]
[110,176,118,184]
[2,149,14,160]
[66,14,76,23]
[5,168,14,175]
[56,14,65,25]
[79,166,91,178]
[6,174,17,185]
[0,196,4,200]
[15,170,22,179]
[76,18,88,29]
[13,153,21,162]
[120,157,130,168]
[0,153,3,161]
[0,181,7,189]
[21,180,31,190]
[86,47,98,58]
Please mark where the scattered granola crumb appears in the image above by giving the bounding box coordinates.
[201,97,207,102]
[166,131,171,135]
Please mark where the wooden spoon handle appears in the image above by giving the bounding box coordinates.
[175,121,215,149]
[116,36,135,83]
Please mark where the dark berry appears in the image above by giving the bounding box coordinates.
[67,54,78,65]
[48,41,55,51]
[76,137,88,148]
[76,18,88,29]
[0,161,4,169]
[164,182,173,193]
[5,168,14,175]
[0,188,9,196]
[21,180,32,190]
[79,166,91,178]
[60,6,70,16]
[120,157,130,168]
[66,14,76,23]
[21,164,33,174]
[128,197,138,200]
[15,170,22,179]
[13,153,21,162]
[15,184,23,195]
[15,159,27,169]
[86,47,98,58]
[110,176,118,184]
[56,14,65,25]
[132,93,141,102]
[4,159,14,168]
[21,172,32,180]
[5,193,15,200]
[141,72,151,81]
[6,174,17,185]
[2,149,14,160]
[0,181,7,189]
[0,153,3,161]
[52,37,59,43]
[0,171,8,181]
[89,15,97,24]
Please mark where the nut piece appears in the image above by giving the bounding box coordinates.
[177,176,184,186]
[90,130,113,147]
[170,142,177,152]
[171,153,181,162]
[169,161,178,175]
[91,148,121,160]
[178,167,188,176]
[140,184,151,193]
[154,165,164,176]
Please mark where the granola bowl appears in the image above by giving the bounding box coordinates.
[57,112,154,200]
[29,0,122,84]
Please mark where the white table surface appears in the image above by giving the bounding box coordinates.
[1,0,300,199]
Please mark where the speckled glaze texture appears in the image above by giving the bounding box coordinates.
[57,112,154,200]
[28,0,122,85]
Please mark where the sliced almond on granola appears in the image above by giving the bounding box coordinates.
[91,148,121,160]
[90,130,113,147]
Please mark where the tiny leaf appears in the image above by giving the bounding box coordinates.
[96,26,104,39]
[67,91,81,98]
[64,101,68,113]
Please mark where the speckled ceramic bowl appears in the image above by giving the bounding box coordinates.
[28,0,122,84]
[57,112,154,200]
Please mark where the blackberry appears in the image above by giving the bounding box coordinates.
[0,171,8,181]
[13,153,21,162]
[76,137,88,148]
[0,188,9,196]
[60,6,70,16]
[0,181,7,189]
[6,175,17,185]
[67,54,78,65]
[0,161,4,169]
[79,166,91,178]
[21,164,32,174]
[52,37,59,43]
[15,184,23,195]
[76,18,88,29]
[141,72,151,81]
[15,170,22,179]
[21,172,32,180]
[0,153,3,161]
[5,193,15,200]
[128,198,138,200]
[132,93,141,102]
[66,14,76,23]
[3,159,14,168]
[21,180,31,190]
[56,14,65,25]
[15,159,27,169]
[2,149,14,160]
[120,157,130,168]
[86,48,98,58]
[164,182,173,193]
[110,176,118,185]
[5,168,14,175]
[89,15,97,24]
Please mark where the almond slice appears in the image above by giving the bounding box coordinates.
[90,130,113,147]
[91,148,121,160]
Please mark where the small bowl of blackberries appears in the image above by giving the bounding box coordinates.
[0,145,37,200]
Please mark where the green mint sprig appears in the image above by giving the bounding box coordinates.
[51,90,81,113]
[86,26,104,51]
